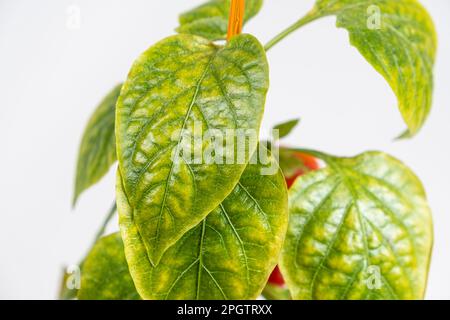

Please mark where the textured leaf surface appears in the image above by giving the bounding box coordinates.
[117,152,288,300]
[116,34,269,265]
[73,84,122,205]
[302,0,436,135]
[78,233,140,300]
[177,0,263,40]
[281,151,433,300]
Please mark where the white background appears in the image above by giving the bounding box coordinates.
[0,0,449,299]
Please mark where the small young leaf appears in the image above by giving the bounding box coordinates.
[116,34,269,265]
[177,0,264,40]
[77,233,140,300]
[273,118,300,139]
[117,151,288,300]
[281,151,433,300]
[73,84,122,206]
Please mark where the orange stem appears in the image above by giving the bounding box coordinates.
[227,0,245,41]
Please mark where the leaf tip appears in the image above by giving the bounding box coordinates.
[72,193,79,209]
[394,129,414,141]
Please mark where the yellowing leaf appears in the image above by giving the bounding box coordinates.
[115,34,269,265]
[318,0,437,135]
[267,0,436,136]
[73,84,122,206]
[281,151,433,300]
[117,151,288,299]
[78,233,140,300]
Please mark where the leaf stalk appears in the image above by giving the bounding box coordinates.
[91,201,117,246]
[264,8,320,51]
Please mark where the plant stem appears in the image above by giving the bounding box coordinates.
[264,9,320,51]
[59,201,117,299]
[227,0,245,41]
[91,201,117,247]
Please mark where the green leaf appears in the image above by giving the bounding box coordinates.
[73,84,122,206]
[266,0,436,136]
[281,151,433,300]
[117,150,288,299]
[78,233,140,300]
[273,118,300,139]
[177,0,264,40]
[316,0,436,135]
[116,34,269,265]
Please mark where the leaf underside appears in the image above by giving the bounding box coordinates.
[73,84,122,205]
[177,0,264,40]
[115,34,269,265]
[309,0,436,136]
[281,151,433,300]
[117,151,288,300]
[78,233,140,300]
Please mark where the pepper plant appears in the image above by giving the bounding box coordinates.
[63,0,437,300]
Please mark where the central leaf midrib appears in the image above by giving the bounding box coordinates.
[344,165,421,291]
[323,158,397,298]
[334,165,406,299]
[310,202,353,298]
[153,48,220,251]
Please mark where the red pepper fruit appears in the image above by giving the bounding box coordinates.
[268,265,285,286]
[285,152,319,188]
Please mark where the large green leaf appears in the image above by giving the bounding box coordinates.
[177,0,264,40]
[77,233,140,300]
[268,0,436,136]
[116,34,269,265]
[281,151,433,300]
[73,84,122,206]
[117,151,288,299]
[320,0,437,135]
